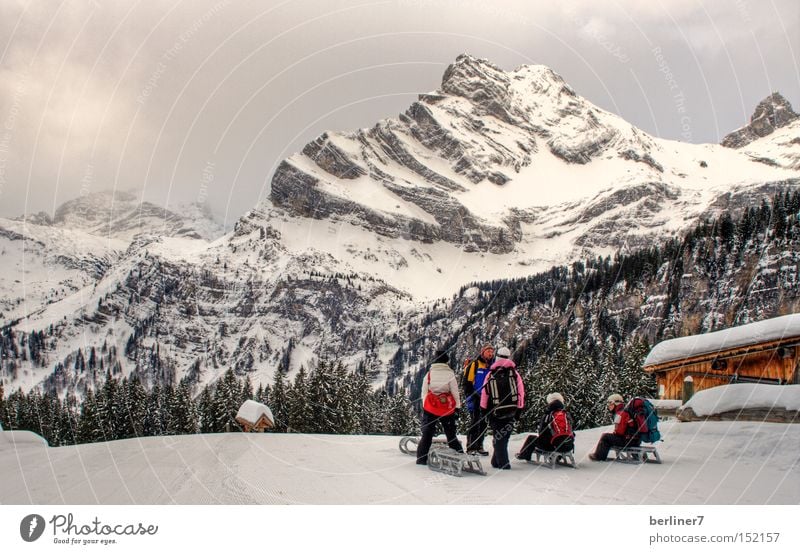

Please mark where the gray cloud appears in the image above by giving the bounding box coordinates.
[0,0,797,225]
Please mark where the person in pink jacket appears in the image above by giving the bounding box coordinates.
[480,347,524,469]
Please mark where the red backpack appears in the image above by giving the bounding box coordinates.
[550,410,574,439]
[422,372,457,417]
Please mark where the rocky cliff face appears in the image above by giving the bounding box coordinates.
[722,93,799,148]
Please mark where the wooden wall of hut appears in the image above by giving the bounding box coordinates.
[652,347,800,399]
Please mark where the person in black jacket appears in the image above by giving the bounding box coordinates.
[515,392,575,461]
[462,343,494,456]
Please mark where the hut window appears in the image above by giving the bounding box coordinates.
[777,347,794,359]
[711,359,727,370]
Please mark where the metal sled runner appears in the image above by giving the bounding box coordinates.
[610,444,662,464]
[427,447,487,477]
[529,447,577,469]
[399,436,486,477]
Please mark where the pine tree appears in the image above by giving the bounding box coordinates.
[119,376,147,438]
[619,340,656,399]
[349,366,376,434]
[241,375,254,402]
[77,389,105,443]
[142,383,168,437]
[0,382,6,430]
[269,369,289,432]
[330,362,356,434]
[286,366,313,433]
[167,379,198,435]
[383,390,418,435]
[307,360,336,433]
[212,369,242,432]
[97,370,118,440]
[197,386,215,433]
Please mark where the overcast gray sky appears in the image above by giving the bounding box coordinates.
[0,0,798,227]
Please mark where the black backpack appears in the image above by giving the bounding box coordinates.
[485,367,519,419]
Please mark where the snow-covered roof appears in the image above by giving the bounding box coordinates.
[681,383,800,417]
[235,400,274,426]
[644,313,800,368]
[649,399,683,410]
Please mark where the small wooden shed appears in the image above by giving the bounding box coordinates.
[235,400,275,432]
[643,314,800,400]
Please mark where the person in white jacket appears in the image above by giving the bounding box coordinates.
[416,349,464,465]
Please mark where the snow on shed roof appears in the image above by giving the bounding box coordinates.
[644,313,800,367]
[236,400,274,426]
[681,383,800,417]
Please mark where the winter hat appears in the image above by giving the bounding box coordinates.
[607,393,624,404]
[432,349,450,364]
[496,347,511,359]
[546,392,564,405]
[479,343,495,358]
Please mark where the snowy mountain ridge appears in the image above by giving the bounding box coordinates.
[23,189,226,242]
[268,54,800,258]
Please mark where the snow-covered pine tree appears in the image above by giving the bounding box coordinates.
[58,392,79,446]
[268,369,288,432]
[563,347,603,430]
[96,370,118,440]
[383,389,418,435]
[241,374,254,402]
[307,360,337,433]
[167,379,198,435]
[285,365,313,433]
[119,376,147,438]
[619,339,656,399]
[197,385,215,434]
[212,369,242,432]
[349,366,377,434]
[142,383,168,437]
[330,361,356,434]
[0,382,6,429]
[77,389,105,443]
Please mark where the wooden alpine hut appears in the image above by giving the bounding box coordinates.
[235,400,275,432]
[643,313,800,400]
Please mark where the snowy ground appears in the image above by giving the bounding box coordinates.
[2,420,798,504]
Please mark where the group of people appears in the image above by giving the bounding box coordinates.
[415,344,642,468]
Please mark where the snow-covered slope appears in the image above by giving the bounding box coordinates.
[742,119,800,170]
[0,217,125,322]
[1,420,797,504]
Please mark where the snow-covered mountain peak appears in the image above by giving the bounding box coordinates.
[722,92,799,148]
[16,190,225,242]
[440,54,570,107]
[268,55,799,262]
[51,190,140,229]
